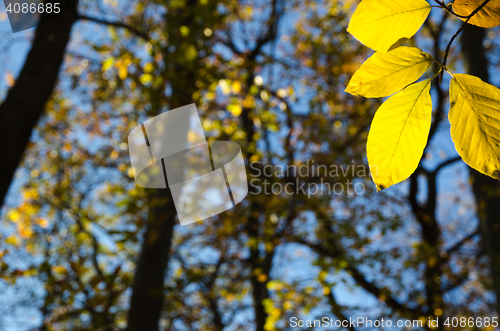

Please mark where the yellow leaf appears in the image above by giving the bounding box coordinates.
[346,47,434,98]
[144,62,154,73]
[453,0,500,28]
[206,91,215,101]
[5,235,20,246]
[36,218,49,229]
[5,72,14,87]
[140,74,153,85]
[110,150,119,160]
[257,274,268,282]
[243,95,255,108]
[231,81,242,94]
[180,25,190,37]
[18,223,33,239]
[347,0,431,52]
[119,67,128,80]
[368,79,432,190]
[7,210,20,222]
[52,265,67,274]
[449,74,500,179]
[228,104,242,117]
[102,57,114,72]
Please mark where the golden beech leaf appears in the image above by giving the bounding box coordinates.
[347,0,431,52]
[346,46,434,98]
[449,74,500,179]
[368,79,432,190]
[453,0,500,28]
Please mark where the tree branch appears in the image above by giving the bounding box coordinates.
[77,14,150,41]
[295,237,420,317]
[442,0,492,68]
[433,156,462,174]
[0,2,78,207]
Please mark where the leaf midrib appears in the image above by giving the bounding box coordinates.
[380,81,430,179]
[454,78,500,163]
[367,56,431,88]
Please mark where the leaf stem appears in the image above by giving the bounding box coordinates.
[433,0,470,19]
[440,0,492,82]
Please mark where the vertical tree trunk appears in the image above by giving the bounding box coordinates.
[125,189,177,331]
[0,2,78,206]
[125,81,193,330]
[461,24,500,315]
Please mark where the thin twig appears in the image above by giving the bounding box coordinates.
[442,0,492,69]
[77,14,150,41]
[434,0,470,18]
[433,156,462,174]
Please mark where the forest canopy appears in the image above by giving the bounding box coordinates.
[0,0,499,331]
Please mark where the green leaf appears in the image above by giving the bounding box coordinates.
[449,74,500,179]
[346,46,434,98]
[453,0,500,28]
[347,0,431,52]
[368,79,432,190]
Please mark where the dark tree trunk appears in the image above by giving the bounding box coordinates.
[125,88,192,331]
[0,2,78,206]
[461,24,500,315]
[125,189,177,331]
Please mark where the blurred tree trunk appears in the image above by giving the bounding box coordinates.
[461,24,500,315]
[125,8,198,322]
[125,190,177,331]
[0,2,78,206]
[125,91,192,331]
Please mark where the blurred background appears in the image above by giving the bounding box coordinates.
[0,0,499,330]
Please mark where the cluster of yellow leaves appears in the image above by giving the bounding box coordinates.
[102,56,133,80]
[346,0,500,190]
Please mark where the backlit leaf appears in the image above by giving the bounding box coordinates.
[140,74,153,85]
[143,62,154,73]
[347,0,431,52]
[449,74,500,179]
[5,235,20,246]
[102,57,115,72]
[453,0,500,28]
[119,67,128,80]
[5,72,14,87]
[368,79,432,190]
[228,104,242,116]
[346,46,434,98]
